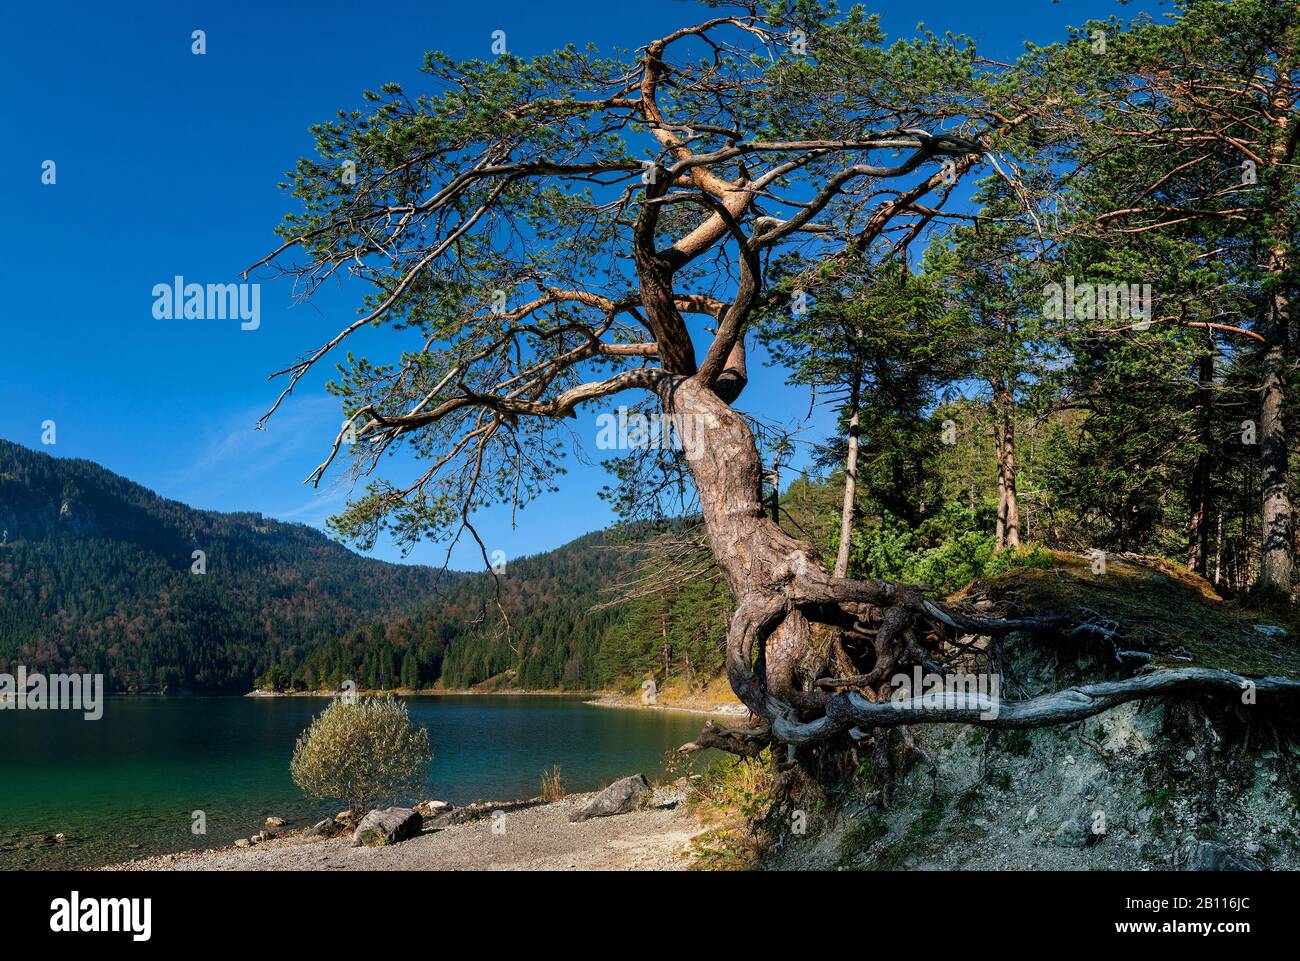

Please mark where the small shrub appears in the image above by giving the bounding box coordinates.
[686,754,774,869]
[290,694,431,816]
[1140,786,1172,810]
[539,764,566,801]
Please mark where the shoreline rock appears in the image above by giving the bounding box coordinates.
[569,774,652,822]
[351,807,423,848]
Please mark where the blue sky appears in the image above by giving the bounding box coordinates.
[0,0,1146,569]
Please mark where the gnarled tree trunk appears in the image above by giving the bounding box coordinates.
[667,376,836,715]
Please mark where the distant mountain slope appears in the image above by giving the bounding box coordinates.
[0,438,455,691]
[286,525,733,693]
[0,439,727,694]
[295,529,642,692]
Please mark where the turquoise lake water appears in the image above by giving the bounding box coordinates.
[0,694,710,869]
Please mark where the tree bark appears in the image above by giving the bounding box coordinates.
[666,376,847,714]
[991,378,1021,550]
[1187,349,1214,576]
[833,369,862,579]
[1257,273,1292,595]
[1255,64,1295,597]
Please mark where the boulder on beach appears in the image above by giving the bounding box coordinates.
[568,774,652,822]
[265,816,287,828]
[350,807,423,847]
[416,799,450,815]
[307,817,337,837]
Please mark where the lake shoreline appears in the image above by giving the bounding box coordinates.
[1,694,710,871]
[103,784,706,871]
[244,688,596,698]
[244,688,749,720]
[583,694,747,719]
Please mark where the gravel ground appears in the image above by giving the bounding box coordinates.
[103,788,706,871]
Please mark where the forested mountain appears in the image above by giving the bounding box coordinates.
[0,439,464,690]
[0,439,728,693]
[294,530,649,692]
[238,524,734,693]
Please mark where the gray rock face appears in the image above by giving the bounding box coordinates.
[350,807,423,847]
[569,774,652,823]
[1178,839,1263,871]
[1053,818,1089,849]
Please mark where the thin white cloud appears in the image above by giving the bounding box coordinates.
[272,487,347,524]
[165,394,340,498]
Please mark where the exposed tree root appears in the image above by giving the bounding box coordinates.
[1076,720,1112,764]
[679,719,770,758]
[714,547,1300,756]
[684,576,1300,763]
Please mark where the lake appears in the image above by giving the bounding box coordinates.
[0,694,712,870]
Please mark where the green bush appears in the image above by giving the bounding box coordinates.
[290,694,431,815]
[845,503,1050,593]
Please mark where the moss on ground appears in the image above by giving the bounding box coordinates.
[955,550,1300,679]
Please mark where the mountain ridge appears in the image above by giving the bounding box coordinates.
[0,439,558,690]
[0,439,726,694]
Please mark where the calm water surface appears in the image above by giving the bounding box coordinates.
[0,695,710,869]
